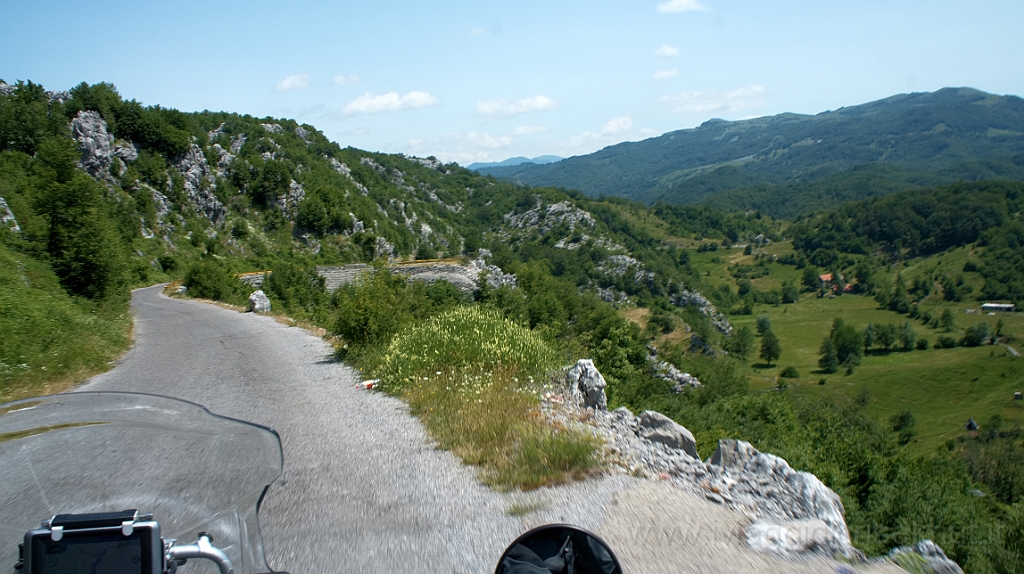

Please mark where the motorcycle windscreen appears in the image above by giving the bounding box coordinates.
[0,392,283,574]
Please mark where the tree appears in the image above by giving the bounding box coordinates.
[33,138,128,301]
[899,322,917,351]
[819,338,839,373]
[961,322,991,347]
[726,325,755,360]
[760,329,781,366]
[940,308,956,332]
[782,280,799,304]
[863,323,876,353]
[756,315,772,335]
[830,318,863,366]
[876,323,897,351]
[801,266,820,292]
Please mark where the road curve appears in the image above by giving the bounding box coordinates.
[82,285,530,573]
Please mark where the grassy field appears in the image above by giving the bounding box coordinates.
[733,293,1023,452]
[670,239,1024,453]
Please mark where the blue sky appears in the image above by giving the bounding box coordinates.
[3,0,1023,165]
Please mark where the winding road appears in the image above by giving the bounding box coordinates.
[79,285,906,574]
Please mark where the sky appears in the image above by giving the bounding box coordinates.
[3,0,1023,166]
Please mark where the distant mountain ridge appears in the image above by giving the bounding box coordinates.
[477,88,1024,215]
[466,155,562,170]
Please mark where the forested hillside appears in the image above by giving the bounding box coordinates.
[2,79,1023,572]
[478,88,1024,217]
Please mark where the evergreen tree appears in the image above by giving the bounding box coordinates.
[863,323,876,353]
[899,321,917,351]
[782,280,799,304]
[819,338,839,373]
[940,308,956,332]
[725,325,755,360]
[760,329,781,366]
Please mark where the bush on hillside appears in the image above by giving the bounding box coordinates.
[183,259,243,302]
[374,306,559,390]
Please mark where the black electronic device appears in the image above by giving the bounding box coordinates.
[20,510,162,574]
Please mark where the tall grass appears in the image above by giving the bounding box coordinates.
[369,306,599,489]
[375,306,559,390]
[0,244,131,401]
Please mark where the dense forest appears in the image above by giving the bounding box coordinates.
[2,79,1024,572]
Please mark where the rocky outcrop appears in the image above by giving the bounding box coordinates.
[248,290,271,313]
[598,254,655,286]
[671,289,732,334]
[638,411,699,459]
[707,439,855,558]
[173,144,224,223]
[503,200,596,235]
[1,197,20,232]
[469,255,517,289]
[889,540,963,574]
[647,345,702,392]
[71,111,115,180]
[566,359,608,411]
[543,360,857,561]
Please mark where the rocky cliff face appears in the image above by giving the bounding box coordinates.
[552,359,856,559]
[172,144,225,224]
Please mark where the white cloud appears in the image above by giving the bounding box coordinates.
[405,125,548,164]
[654,69,679,80]
[657,0,708,13]
[508,125,548,137]
[342,91,439,115]
[658,85,766,114]
[275,73,310,92]
[602,116,633,135]
[333,74,361,86]
[476,95,556,116]
[655,44,679,57]
[468,27,486,36]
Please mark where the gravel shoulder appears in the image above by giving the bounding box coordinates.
[80,285,906,573]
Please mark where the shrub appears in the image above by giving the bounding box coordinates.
[183,259,242,302]
[961,322,991,347]
[916,338,930,350]
[375,306,559,390]
[780,366,800,378]
[330,262,468,351]
[263,261,327,315]
[937,336,958,349]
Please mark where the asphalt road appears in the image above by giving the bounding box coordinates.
[81,285,528,573]
[74,285,908,574]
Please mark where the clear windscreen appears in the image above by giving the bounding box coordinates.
[0,392,283,574]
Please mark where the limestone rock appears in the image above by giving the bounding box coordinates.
[567,359,608,411]
[1,197,20,233]
[71,111,114,180]
[671,289,732,334]
[248,290,271,314]
[469,257,517,289]
[889,540,963,574]
[349,213,364,233]
[113,140,138,163]
[173,143,224,223]
[707,439,855,559]
[638,410,699,459]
